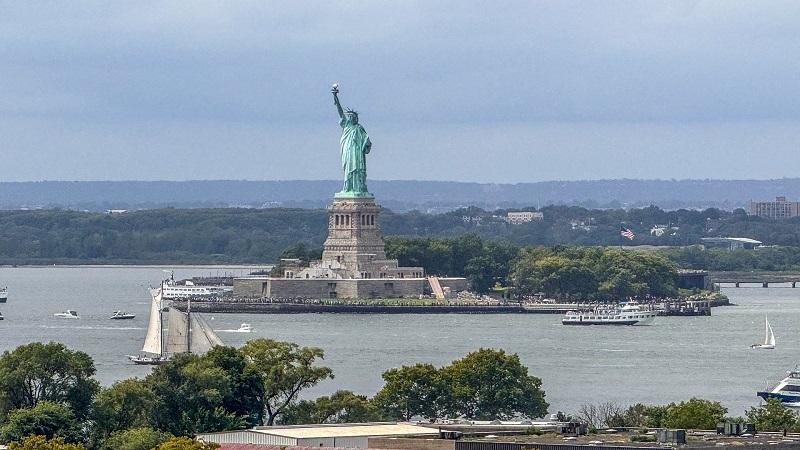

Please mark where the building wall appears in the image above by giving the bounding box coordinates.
[369,437,456,450]
[234,277,440,299]
[197,431,295,446]
[750,197,800,219]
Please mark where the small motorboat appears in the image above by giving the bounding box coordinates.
[0,312,4,320]
[54,310,79,318]
[236,323,253,332]
[110,311,136,320]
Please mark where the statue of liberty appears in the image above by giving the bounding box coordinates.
[332,84,372,197]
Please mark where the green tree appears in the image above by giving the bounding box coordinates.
[241,339,334,426]
[373,363,442,421]
[745,398,800,432]
[7,435,85,450]
[664,398,727,430]
[0,342,99,422]
[281,390,380,424]
[145,352,248,436]
[98,427,173,450]
[0,401,83,445]
[90,379,158,444]
[438,348,548,420]
[154,436,219,450]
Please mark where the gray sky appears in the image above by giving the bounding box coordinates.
[1,1,799,183]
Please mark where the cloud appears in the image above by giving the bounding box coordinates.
[1,2,799,182]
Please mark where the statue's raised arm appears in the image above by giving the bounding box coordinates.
[332,83,343,119]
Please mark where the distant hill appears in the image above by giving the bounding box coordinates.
[1,179,799,212]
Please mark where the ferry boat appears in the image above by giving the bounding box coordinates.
[162,279,230,300]
[0,287,7,303]
[758,366,800,403]
[562,301,657,326]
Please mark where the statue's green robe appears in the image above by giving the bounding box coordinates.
[339,117,371,194]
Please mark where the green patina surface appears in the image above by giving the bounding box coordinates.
[332,85,373,198]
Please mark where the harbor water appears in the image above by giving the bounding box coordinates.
[0,265,796,417]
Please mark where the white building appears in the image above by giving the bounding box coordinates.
[506,211,543,224]
[197,423,439,448]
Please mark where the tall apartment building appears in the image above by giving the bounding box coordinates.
[750,196,800,219]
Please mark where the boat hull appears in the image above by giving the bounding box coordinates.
[127,355,165,365]
[757,391,800,403]
[562,313,657,326]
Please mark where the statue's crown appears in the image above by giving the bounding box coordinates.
[344,108,359,116]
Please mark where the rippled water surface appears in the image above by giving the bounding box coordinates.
[0,265,797,416]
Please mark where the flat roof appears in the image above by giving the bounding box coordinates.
[249,423,438,439]
[701,237,762,244]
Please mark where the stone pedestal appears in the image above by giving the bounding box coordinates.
[321,197,387,275]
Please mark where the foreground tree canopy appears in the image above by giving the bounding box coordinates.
[373,348,548,421]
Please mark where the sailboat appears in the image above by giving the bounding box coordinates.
[127,280,225,365]
[751,316,776,349]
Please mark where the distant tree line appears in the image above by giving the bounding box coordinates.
[4,206,800,273]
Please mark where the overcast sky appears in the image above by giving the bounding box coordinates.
[1,1,799,183]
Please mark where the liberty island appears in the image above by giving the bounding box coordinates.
[233,85,467,299]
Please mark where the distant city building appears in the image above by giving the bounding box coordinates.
[701,237,762,251]
[507,211,543,224]
[750,196,800,219]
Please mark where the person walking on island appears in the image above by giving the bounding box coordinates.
[332,84,371,195]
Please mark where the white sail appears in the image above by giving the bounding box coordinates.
[140,285,163,355]
[165,307,189,355]
[189,314,225,353]
[163,305,224,356]
[766,317,776,347]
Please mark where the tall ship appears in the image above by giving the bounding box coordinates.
[128,280,224,365]
[562,301,657,326]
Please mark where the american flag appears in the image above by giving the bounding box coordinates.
[620,226,634,240]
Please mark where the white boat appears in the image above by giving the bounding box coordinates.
[110,311,136,320]
[0,287,7,303]
[161,276,230,300]
[54,310,79,318]
[128,280,225,365]
[235,323,253,332]
[751,316,776,349]
[562,301,657,326]
[758,366,800,403]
